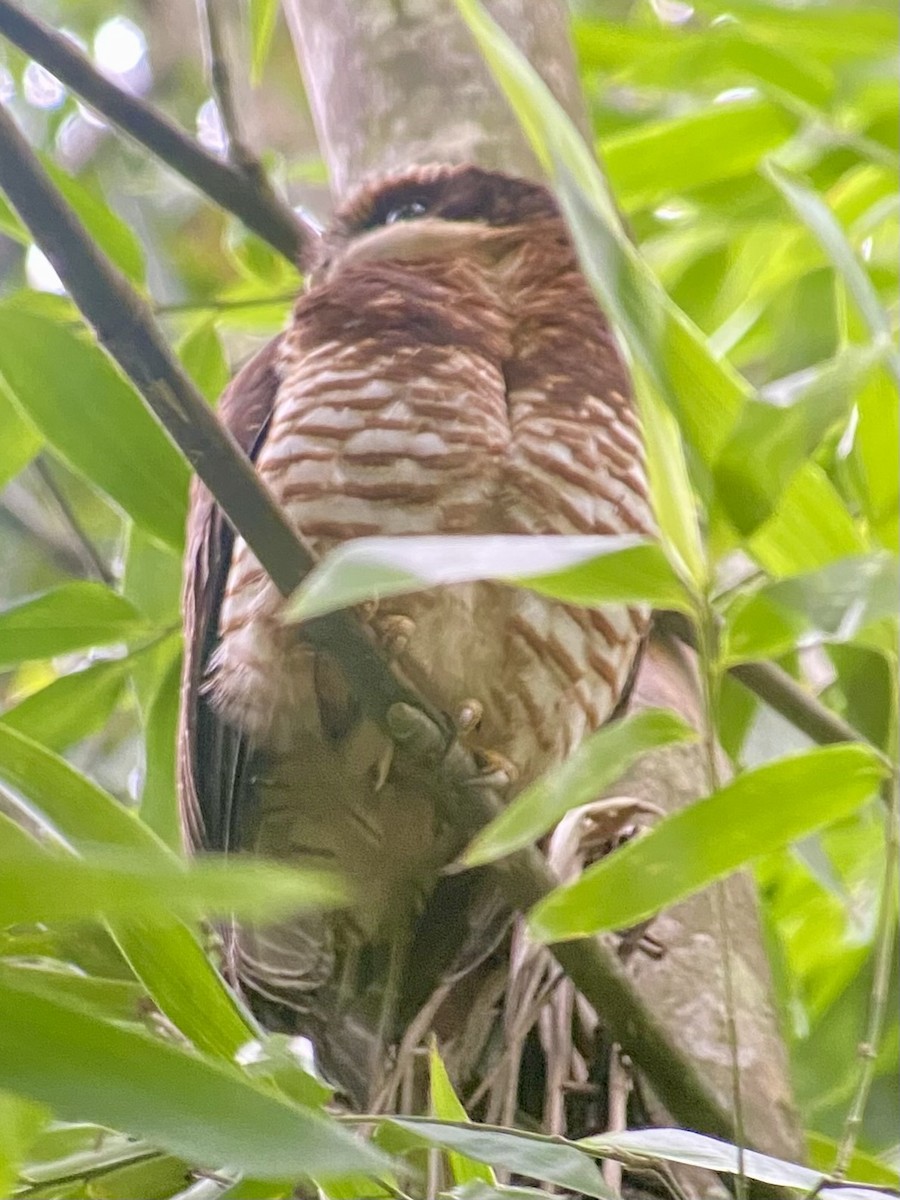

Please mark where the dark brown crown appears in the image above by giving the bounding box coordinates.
[331,164,560,238]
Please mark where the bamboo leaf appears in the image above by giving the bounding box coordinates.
[178,322,229,403]
[249,0,280,83]
[0,842,344,929]
[0,1090,47,1199]
[529,745,886,941]
[0,382,42,489]
[42,160,145,285]
[0,725,260,1060]
[765,163,900,385]
[139,649,183,849]
[578,1127,890,1200]
[285,534,690,623]
[463,710,694,868]
[0,982,388,1181]
[0,583,146,671]
[0,310,190,551]
[389,1119,613,1199]
[722,552,899,664]
[0,657,130,751]
[602,101,797,213]
[429,1044,494,1187]
[714,345,884,535]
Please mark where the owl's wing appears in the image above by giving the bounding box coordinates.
[178,336,282,854]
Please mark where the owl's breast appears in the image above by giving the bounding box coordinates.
[261,336,511,540]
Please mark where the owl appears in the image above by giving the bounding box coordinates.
[179,164,652,1109]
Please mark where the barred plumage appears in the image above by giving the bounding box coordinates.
[179,164,652,1108]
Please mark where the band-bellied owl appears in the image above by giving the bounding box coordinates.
[178,164,652,1107]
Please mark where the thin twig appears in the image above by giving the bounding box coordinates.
[0,0,315,267]
[32,456,114,585]
[155,293,297,316]
[0,90,744,1149]
[832,771,899,1179]
[696,601,748,1200]
[656,611,890,767]
[199,0,265,182]
[0,499,91,579]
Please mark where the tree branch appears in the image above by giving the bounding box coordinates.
[655,611,882,759]
[198,0,267,183]
[0,0,314,267]
[0,97,744,1149]
[32,456,115,586]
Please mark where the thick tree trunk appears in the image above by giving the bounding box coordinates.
[281,0,802,1162]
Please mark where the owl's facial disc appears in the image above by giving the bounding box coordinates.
[322,213,506,280]
[312,166,561,284]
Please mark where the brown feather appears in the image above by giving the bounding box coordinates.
[178,165,653,1112]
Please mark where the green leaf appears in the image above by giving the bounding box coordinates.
[0,583,146,671]
[718,165,894,338]
[0,1090,47,1199]
[139,650,183,849]
[249,0,280,83]
[807,1133,899,1188]
[602,101,797,214]
[42,160,145,285]
[0,982,389,1181]
[765,164,900,385]
[447,1186,562,1200]
[18,1123,154,1189]
[219,1180,295,1199]
[748,464,867,576]
[285,534,689,623]
[429,1044,494,1187]
[577,1127,889,1200]
[178,322,229,403]
[0,310,190,551]
[122,527,183,705]
[722,552,899,664]
[633,368,706,588]
[575,20,833,110]
[0,960,144,1025]
[529,745,886,942]
[76,1153,191,1199]
[0,658,129,751]
[116,920,258,1063]
[0,724,261,1060]
[388,1119,613,1199]
[0,382,42,489]
[238,1034,333,1109]
[714,345,883,535]
[851,365,899,549]
[0,843,344,928]
[694,0,898,66]
[463,710,694,867]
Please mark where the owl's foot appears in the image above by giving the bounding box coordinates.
[455,698,483,734]
[472,747,518,789]
[453,699,516,788]
[372,743,394,793]
[372,613,415,658]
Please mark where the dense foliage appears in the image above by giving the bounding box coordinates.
[0,0,896,1196]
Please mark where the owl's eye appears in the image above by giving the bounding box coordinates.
[384,199,428,225]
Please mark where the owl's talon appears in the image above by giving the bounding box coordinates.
[472,748,518,789]
[455,698,483,733]
[373,614,415,658]
[358,598,379,623]
[372,744,394,792]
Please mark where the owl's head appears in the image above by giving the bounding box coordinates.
[314,164,560,280]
